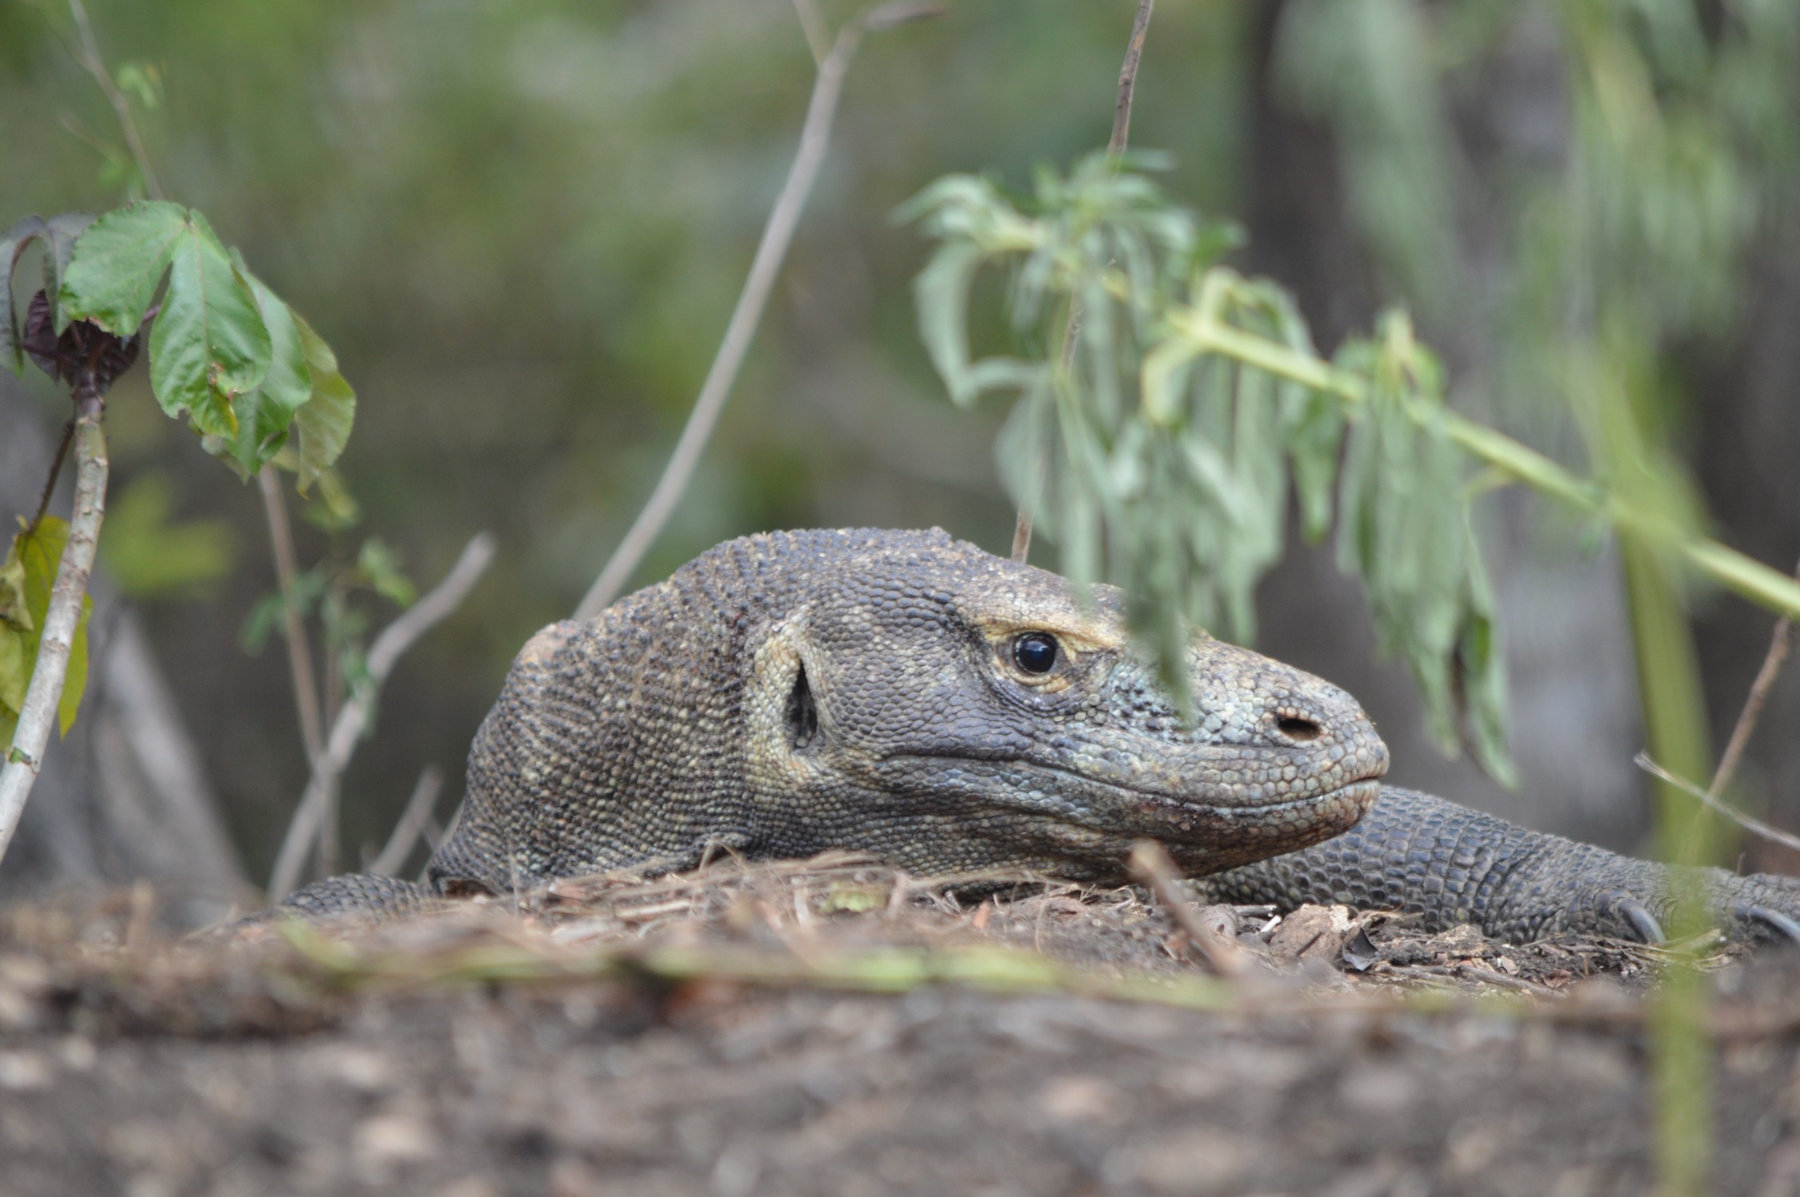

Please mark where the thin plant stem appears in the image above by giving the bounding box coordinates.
[257,466,326,771]
[0,410,108,865]
[270,532,495,898]
[574,20,868,621]
[1126,838,1244,977]
[1707,555,1800,800]
[1636,754,1800,857]
[1012,0,1154,564]
[29,419,74,531]
[369,765,444,876]
[792,0,830,65]
[1167,296,1800,623]
[67,0,165,202]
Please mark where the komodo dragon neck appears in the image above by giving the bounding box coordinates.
[427,528,1389,897]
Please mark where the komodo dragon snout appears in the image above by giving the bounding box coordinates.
[430,527,1387,894]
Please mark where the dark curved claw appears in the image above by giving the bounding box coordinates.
[1744,904,1800,945]
[1609,895,1664,945]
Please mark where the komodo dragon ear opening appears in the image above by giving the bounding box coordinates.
[786,664,819,749]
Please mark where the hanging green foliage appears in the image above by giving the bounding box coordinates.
[905,153,1513,782]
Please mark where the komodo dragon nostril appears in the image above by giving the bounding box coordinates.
[1276,715,1322,743]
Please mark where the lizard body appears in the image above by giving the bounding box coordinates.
[287,528,1800,944]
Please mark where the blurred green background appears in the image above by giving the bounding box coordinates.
[3,0,1798,889]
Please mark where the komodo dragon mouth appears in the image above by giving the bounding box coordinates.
[882,754,1384,850]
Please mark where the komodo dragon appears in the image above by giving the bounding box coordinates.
[286,527,1800,945]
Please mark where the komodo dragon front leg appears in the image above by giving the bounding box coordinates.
[281,528,1800,946]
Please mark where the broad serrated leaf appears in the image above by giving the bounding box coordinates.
[145,210,271,440]
[0,516,94,746]
[58,201,187,336]
[218,268,316,475]
[290,313,356,491]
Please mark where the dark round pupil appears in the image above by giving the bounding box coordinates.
[1013,633,1058,674]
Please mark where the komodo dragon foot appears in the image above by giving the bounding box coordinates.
[1196,786,1800,946]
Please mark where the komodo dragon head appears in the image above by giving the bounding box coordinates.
[429,528,1389,895]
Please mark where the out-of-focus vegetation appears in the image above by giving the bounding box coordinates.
[2,1,1798,904]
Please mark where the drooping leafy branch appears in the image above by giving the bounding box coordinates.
[905,154,1800,784]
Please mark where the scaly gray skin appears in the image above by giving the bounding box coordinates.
[284,528,1800,945]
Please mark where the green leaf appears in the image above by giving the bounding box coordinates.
[98,473,235,598]
[58,201,188,336]
[58,595,91,738]
[219,267,316,475]
[290,313,356,491]
[115,62,163,111]
[239,591,287,655]
[143,210,272,440]
[0,516,94,748]
[912,242,985,406]
[356,537,416,607]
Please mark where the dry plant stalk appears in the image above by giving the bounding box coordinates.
[269,533,496,898]
[577,4,945,620]
[1126,838,1245,976]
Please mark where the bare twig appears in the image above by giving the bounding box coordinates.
[1708,555,1800,799]
[257,465,326,772]
[28,420,75,532]
[1127,838,1245,977]
[269,532,496,898]
[0,411,108,864]
[369,765,445,876]
[1636,753,1800,856]
[1011,0,1155,564]
[575,5,936,620]
[791,0,830,65]
[67,0,165,201]
[1107,0,1157,156]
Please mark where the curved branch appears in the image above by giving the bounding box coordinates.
[268,532,496,898]
[574,22,866,621]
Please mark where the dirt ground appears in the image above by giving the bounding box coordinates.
[2,854,1799,1196]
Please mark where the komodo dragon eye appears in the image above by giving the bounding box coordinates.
[1011,632,1060,674]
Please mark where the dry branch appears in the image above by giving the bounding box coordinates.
[575,20,867,620]
[369,765,444,877]
[256,465,326,773]
[1708,555,1800,800]
[269,532,496,898]
[575,3,941,621]
[1127,838,1245,977]
[1636,753,1800,857]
